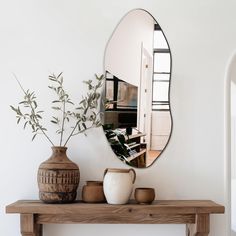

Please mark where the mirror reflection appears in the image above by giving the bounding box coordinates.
[103,9,172,168]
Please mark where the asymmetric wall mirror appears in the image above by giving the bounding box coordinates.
[102,9,172,168]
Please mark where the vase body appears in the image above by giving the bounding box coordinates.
[37,146,80,203]
[103,168,136,204]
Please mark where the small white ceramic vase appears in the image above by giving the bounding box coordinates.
[103,168,136,204]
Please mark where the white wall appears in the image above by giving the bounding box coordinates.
[232,179,236,232]
[230,64,236,233]
[1,0,236,235]
[231,82,236,179]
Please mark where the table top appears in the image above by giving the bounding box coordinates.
[6,200,225,215]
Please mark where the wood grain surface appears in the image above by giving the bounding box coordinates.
[6,200,225,215]
[6,200,224,236]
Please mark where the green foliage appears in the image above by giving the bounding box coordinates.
[10,73,104,146]
[104,129,130,160]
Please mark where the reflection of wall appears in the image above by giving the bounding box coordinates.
[151,111,171,150]
[105,10,154,87]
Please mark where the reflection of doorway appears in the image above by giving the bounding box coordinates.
[138,45,152,150]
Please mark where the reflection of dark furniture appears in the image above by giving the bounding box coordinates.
[104,111,137,129]
[118,113,137,128]
[104,128,146,168]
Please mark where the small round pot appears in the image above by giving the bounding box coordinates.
[134,188,155,204]
[82,181,106,203]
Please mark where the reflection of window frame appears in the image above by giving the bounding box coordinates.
[152,24,171,111]
[105,72,138,111]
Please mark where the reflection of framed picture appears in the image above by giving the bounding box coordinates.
[117,82,137,109]
[104,72,138,129]
[105,72,138,110]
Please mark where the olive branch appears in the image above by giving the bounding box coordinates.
[10,73,104,146]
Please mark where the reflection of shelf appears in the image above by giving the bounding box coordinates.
[124,130,147,167]
[128,143,139,149]
[126,149,146,162]
[125,133,146,141]
[106,127,147,168]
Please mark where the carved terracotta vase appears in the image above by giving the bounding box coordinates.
[37,146,80,203]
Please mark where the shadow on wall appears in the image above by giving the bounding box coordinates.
[232,230,236,236]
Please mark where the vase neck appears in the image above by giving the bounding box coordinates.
[49,146,69,162]
[52,146,67,153]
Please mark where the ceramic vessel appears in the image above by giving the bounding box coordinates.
[103,168,136,204]
[134,188,155,204]
[82,181,106,203]
[37,146,80,203]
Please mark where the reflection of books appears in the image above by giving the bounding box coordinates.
[128,150,137,156]
[127,149,147,161]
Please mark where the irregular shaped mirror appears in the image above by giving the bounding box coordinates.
[103,9,172,168]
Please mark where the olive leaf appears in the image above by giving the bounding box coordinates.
[10,73,104,147]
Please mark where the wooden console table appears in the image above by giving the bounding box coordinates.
[6,200,224,236]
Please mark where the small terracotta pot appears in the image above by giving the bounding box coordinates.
[82,181,106,203]
[86,181,103,186]
[134,188,155,204]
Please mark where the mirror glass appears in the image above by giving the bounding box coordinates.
[102,9,172,168]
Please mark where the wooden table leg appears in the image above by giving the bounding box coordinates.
[186,214,210,236]
[20,214,42,236]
